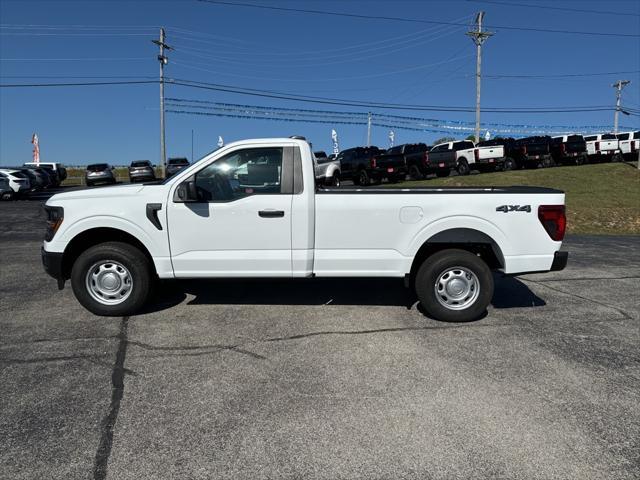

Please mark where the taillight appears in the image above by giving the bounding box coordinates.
[595,141,600,151]
[370,157,377,168]
[422,152,429,165]
[560,143,566,154]
[474,149,480,161]
[521,145,527,155]
[538,205,566,241]
[632,142,637,152]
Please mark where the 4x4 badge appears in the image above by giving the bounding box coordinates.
[496,205,531,213]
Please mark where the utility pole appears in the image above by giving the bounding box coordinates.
[366,112,372,146]
[612,80,630,133]
[152,28,172,177]
[467,12,493,143]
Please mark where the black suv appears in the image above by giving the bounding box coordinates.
[166,157,190,178]
[336,146,406,185]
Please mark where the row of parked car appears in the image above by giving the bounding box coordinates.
[313,130,640,186]
[83,157,191,186]
[0,162,68,200]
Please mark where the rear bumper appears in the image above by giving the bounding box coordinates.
[550,251,568,271]
[371,166,407,178]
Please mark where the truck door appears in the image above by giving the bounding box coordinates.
[167,145,294,277]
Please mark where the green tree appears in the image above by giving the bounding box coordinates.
[465,134,476,141]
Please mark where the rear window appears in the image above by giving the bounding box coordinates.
[617,133,630,140]
[567,135,584,142]
[168,158,189,165]
[87,164,108,171]
[584,136,596,141]
[131,161,151,167]
[634,131,640,139]
[600,134,616,140]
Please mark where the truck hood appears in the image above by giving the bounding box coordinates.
[46,183,148,205]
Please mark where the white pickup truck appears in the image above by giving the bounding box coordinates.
[428,140,505,175]
[584,133,622,162]
[616,131,640,161]
[42,137,568,322]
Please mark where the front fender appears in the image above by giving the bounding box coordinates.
[47,215,162,256]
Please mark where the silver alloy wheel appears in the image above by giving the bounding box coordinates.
[85,260,133,306]
[434,266,480,310]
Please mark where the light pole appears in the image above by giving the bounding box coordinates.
[467,12,493,144]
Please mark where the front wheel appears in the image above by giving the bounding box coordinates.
[71,241,152,316]
[327,172,340,187]
[409,165,424,180]
[414,249,494,322]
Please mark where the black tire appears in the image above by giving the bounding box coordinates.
[612,153,623,163]
[327,172,340,187]
[409,165,424,180]
[414,249,493,322]
[542,156,555,168]
[86,181,93,187]
[436,170,449,178]
[576,154,586,166]
[457,159,470,176]
[356,169,371,186]
[503,157,516,171]
[71,241,152,317]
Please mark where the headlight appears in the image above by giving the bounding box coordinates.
[44,206,64,241]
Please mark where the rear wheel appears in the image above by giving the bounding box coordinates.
[502,157,516,171]
[457,159,470,176]
[356,169,371,186]
[542,156,555,168]
[576,154,587,166]
[612,152,623,163]
[414,249,493,322]
[409,165,424,180]
[71,241,152,317]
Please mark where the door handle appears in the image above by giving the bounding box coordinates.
[258,210,285,218]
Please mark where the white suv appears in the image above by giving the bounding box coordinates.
[0,169,31,196]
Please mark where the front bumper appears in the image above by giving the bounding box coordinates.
[42,246,65,289]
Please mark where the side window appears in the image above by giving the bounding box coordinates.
[195,147,283,202]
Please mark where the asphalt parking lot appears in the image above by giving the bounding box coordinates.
[1,190,639,480]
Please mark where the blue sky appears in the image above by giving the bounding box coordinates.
[1,0,639,166]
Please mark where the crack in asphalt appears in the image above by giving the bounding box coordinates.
[521,278,634,321]
[93,316,129,480]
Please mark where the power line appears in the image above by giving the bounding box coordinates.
[486,70,640,79]
[466,0,640,17]
[0,77,632,115]
[166,78,620,113]
[197,0,640,38]
[0,57,148,61]
[0,80,158,87]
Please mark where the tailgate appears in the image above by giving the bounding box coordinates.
[476,146,504,161]
[377,154,405,168]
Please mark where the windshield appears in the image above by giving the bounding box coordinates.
[131,161,151,167]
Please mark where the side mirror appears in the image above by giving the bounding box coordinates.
[174,177,199,202]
